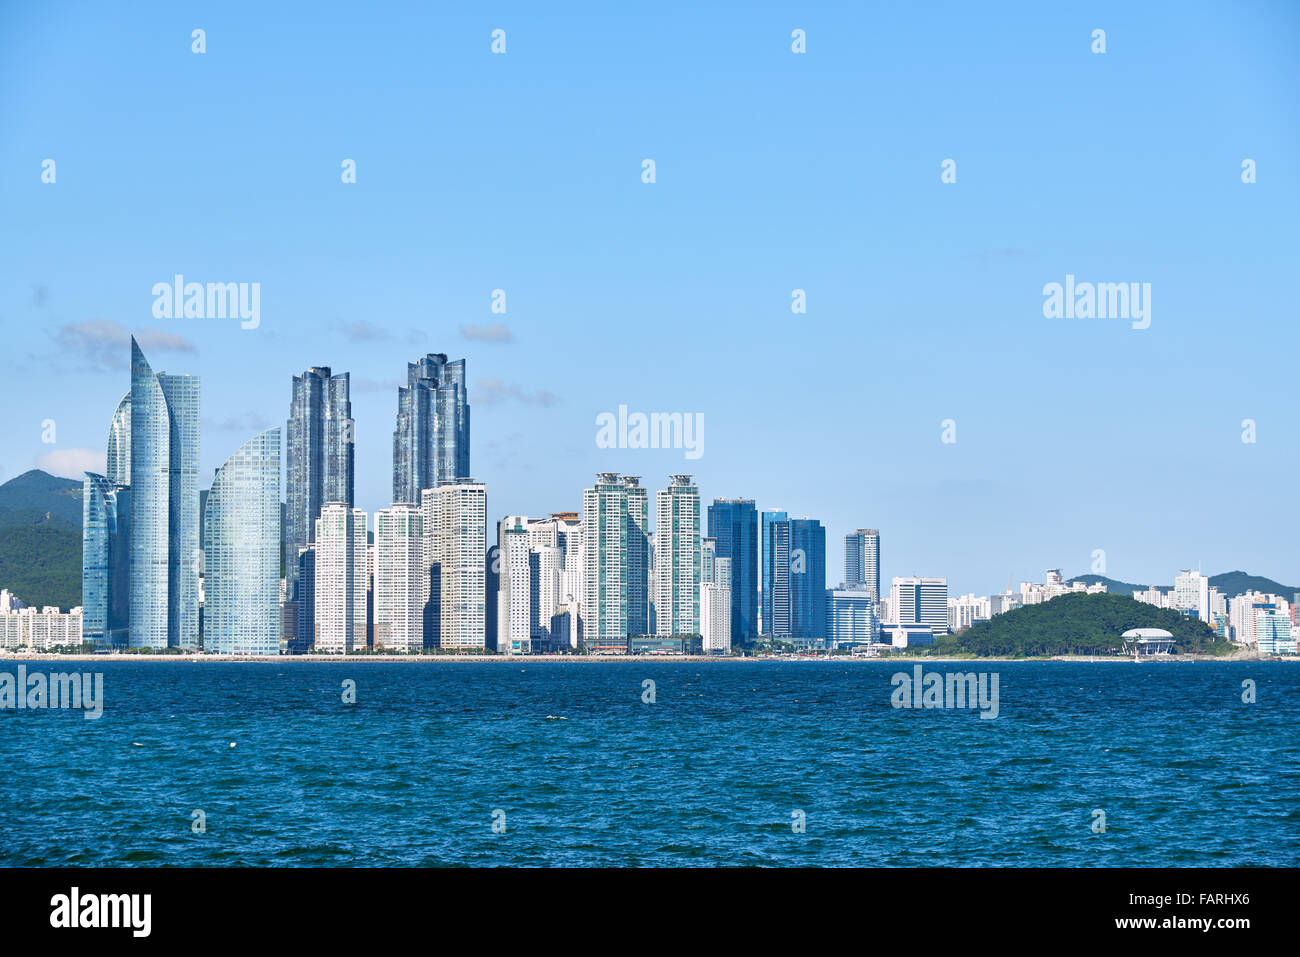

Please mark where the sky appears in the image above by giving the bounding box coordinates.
[1,1,1298,598]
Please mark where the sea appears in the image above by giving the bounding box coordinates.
[1,660,1296,867]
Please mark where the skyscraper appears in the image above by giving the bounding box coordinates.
[204,429,282,655]
[128,337,200,650]
[655,475,701,637]
[707,498,758,647]
[623,476,649,636]
[497,516,532,655]
[82,474,129,648]
[314,503,368,653]
[765,516,827,645]
[701,555,732,654]
[285,367,354,606]
[422,481,487,650]
[583,473,628,652]
[393,353,470,503]
[106,393,131,486]
[761,509,788,635]
[374,504,426,653]
[844,528,881,599]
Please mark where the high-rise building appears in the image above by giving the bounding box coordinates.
[374,504,426,653]
[393,353,470,503]
[497,516,532,655]
[707,498,758,646]
[583,473,628,652]
[622,476,650,637]
[128,337,200,650]
[285,367,354,604]
[701,556,732,654]
[422,481,487,650]
[82,474,129,648]
[655,475,701,637]
[844,528,881,600]
[761,509,788,635]
[204,429,282,655]
[1173,569,1210,621]
[765,516,827,644]
[314,504,368,653]
[106,393,131,486]
[890,577,949,635]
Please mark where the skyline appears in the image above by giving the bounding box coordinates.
[3,2,1299,598]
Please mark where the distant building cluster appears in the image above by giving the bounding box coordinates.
[0,589,83,651]
[1130,569,1297,654]
[0,338,1280,658]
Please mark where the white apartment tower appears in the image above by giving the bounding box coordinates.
[374,504,425,653]
[582,473,628,653]
[422,481,487,650]
[655,474,701,637]
[314,503,368,653]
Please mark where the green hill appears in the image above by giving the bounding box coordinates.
[0,469,83,529]
[930,592,1233,657]
[0,523,82,610]
[0,470,84,608]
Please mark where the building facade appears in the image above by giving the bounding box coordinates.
[393,353,470,503]
[655,475,701,637]
[203,429,282,655]
[314,504,368,653]
[706,498,758,647]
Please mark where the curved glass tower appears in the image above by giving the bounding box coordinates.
[128,337,200,650]
[204,429,282,655]
[106,392,131,486]
[82,473,130,647]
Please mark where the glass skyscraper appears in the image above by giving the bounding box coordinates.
[285,367,354,613]
[106,392,131,486]
[128,337,200,650]
[392,353,469,503]
[82,473,129,648]
[764,516,827,644]
[204,429,282,655]
[706,498,757,646]
[623,476,649,636]
[761,509,788,636]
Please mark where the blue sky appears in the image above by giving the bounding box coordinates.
[2,1,1297,597]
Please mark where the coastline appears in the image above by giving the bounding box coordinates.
[0,651,1280,664]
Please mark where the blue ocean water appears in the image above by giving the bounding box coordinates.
[1,660,1296,867]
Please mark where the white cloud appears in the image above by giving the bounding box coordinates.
[35,448,107,479]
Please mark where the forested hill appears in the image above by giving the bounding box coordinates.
[930,592,1234,657]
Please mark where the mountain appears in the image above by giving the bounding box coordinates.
[1068,571,1297,600]
[0,470,84,608]
[1207,571,1297,600]
[932,592,1232,657]
[0,469,83,529]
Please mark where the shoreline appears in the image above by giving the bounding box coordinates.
[0,652,1279,664]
